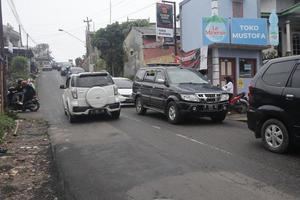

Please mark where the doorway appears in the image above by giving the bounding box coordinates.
[219,58,236,94]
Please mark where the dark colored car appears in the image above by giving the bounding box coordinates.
[247,56,300,153]
[132,66,230,124]
[60,66,69,76]
[66,67,85,79]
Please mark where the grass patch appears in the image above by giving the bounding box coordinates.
[0,114,15,143]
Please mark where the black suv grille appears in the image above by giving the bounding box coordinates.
[197,93,221,103]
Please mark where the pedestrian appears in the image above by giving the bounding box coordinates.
[222,76,234,100]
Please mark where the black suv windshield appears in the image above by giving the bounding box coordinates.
[74,75,114,87]
[113,79,133,89]
[167,68,208,84]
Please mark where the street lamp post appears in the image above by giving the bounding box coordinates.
[58,29,85,44]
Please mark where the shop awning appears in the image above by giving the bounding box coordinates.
[281,3,300,16]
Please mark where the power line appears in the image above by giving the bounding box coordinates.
[6,0,38,45]
[113,2,156,21]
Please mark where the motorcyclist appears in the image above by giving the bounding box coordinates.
[21,81,36,104]
[14,79,25,105]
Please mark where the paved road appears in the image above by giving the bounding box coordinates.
[32,71,300,200]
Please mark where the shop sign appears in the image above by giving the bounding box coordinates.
[156,3,174,38]
[202,16,230,45]
[231,18,268,45]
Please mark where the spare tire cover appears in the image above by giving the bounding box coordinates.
[86,87,108,108]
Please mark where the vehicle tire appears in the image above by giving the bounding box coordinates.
[136,97,147,115]
[29,101,40,112]
[236,101,248,114]
[111,110,121,119]
[68,113,76,123]
[167,101,181,124]
[261,119,289,154]
[211,113,226,123]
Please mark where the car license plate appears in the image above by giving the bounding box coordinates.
[206,105,217,111]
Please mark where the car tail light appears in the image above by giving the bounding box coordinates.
[71,88,78,99]
[113,86,119,96]
[248,82,254,103]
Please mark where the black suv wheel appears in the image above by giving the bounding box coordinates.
[136,97,147,115]
[167,102,181,124]
[261,119,289,153]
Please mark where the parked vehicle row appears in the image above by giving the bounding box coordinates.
[58,56,300,154]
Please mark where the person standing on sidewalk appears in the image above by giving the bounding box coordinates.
[222,76,234,100]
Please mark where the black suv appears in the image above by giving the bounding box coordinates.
[247,56,300,153]
[132,67,229,124]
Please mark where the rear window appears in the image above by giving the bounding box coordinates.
[291,65,300,88]
[113,79,133,89]
[73,75,114,87]
[262,61,295,87]
[70,68,84,74]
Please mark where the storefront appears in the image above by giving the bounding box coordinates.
[180,0,271,94]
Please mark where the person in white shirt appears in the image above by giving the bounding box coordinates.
[222,76,234,99]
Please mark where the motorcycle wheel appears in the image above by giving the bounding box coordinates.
[236,102,248,114]
[29,101,40,112]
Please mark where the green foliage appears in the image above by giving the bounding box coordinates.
[9,56,30,81]
[94,58,107,72]
[0,114,15,143]
[92,19,149,76]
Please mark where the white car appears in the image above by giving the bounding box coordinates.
[113,77,134,105]
[60,72,121,123]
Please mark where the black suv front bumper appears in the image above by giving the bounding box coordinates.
[178,101,228,116]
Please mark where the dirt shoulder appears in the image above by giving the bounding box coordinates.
[0,119,58,200]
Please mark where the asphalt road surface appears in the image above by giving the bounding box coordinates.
[32,71,300,200]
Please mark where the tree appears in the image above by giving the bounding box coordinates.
[92,19,149,76]
[9,56,29,83]
[94,58,107,72]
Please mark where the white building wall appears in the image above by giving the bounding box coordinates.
[260,0,276,13]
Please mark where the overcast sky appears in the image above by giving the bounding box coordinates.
[3,0,182,62]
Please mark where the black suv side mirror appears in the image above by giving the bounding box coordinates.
[60,84,66,89]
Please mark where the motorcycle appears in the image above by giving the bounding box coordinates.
[229,92,249,114]
[7,87,40,112]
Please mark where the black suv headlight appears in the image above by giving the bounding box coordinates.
[220,94,229,101]
[180,94,200,102]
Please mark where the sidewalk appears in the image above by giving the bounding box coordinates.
[227,113,247,122]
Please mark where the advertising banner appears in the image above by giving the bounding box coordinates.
[156,3,174,38]
[269,10,279,46]
[202,16,230,45]
[231,18,268,45]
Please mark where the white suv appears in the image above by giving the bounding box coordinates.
[60,72,121,123]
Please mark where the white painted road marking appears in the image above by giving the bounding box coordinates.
[152,125,161,130]
[176,134,233,156]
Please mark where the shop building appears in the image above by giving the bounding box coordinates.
[180,0,269,94]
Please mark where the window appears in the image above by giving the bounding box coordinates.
[291,65,300,88]
[167,68,208,84]
[144,70,156,82]
[155,71,165,83]
[239,58,256,78]
[113,78,133,89]
[263,61,295,87]
[135,69,146,81]
[75,75,114,87]
[232,0,243,18]
[293,33,300,55]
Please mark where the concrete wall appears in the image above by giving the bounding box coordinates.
[260,0,276,13]
[123,29,144,78]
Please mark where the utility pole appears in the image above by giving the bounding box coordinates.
[110,0,112,24]
[18,25,22,47]
[0,0,4,113]
[26,33,29,50]
[84,17,92,32]
[162,1,177,56]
